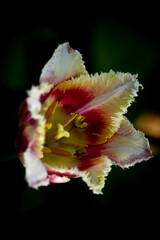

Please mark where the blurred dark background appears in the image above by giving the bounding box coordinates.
[0,3,159,236]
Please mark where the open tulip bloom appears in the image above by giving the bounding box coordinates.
[15,43,153,194]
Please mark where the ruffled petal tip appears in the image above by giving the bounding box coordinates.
[103,117,153,168]
[40,42,87,85]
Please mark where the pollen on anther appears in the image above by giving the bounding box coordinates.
[42,146,51,154]
[45,123,52,130]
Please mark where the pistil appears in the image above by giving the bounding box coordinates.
[54,123,70,140]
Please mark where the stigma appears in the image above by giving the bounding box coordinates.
[55,123,70,140]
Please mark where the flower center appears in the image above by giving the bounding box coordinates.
[42,101,88,158]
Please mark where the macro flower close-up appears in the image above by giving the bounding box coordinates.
[15,42,153,194]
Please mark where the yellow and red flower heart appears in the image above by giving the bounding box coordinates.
[15,43,153,194]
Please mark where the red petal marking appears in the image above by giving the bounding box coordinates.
[78,155,105,171]
[52,87,94,114]
[76,144,104,171]
[47,170,78,178]
[19,99,31,125]
[86,145,104,160]
[15,119,38,154]
[40,87,53,103]
[15,125,30,153]
[83,108,107,144]
[45,101,58,121]
[51,83,112,144]
[78,158,96,171]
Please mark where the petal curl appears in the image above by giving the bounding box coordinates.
[103,117,153,168]
[49,174,70,184]
[40,42,87,85]
[52,71,142,144]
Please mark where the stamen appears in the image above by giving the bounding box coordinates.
[75,147,87,157]
[55,123,70,140]
[42,146,51,154]
[45,123,52,130]
[50,146,73,157]
[62,113,78,128]
[45,101,58,120]
[59,142,88,148]
[78,122,88,128]
[74,114,88,129]
[42,145,73,157]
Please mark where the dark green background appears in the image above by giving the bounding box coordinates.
[0,3,159,236]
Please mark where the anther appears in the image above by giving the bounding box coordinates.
[62,113,78,128]
[74,114,88,129]
[75,147,87,157]
[42,146,51,154]
[45,101,58,120]
[45,123,52,130]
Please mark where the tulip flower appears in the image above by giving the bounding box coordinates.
[15,43,153,194]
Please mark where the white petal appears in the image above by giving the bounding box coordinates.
[24,149,49,188]
[103,117,153,168]
[40,42,87,85]
[44,156,112,194]
[79,156,112,194]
